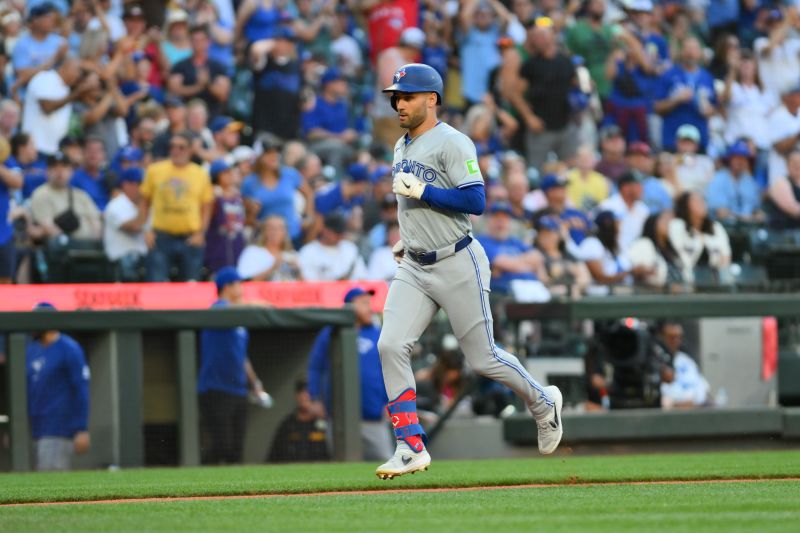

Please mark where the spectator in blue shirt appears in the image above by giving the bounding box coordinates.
[307,287,392,461]
[302,68,357,174]
[26,302,90,471]
[11,3,67,91]
[477,202,544,294]
[654,37,716,152]
[7,132,47,200]
[314,162,371,216]
[242,139,313,244]
[0,153,22,283]
[627,141,672,214]
[531,174,592,245]
[706,140,764,223]
[458,0,511,105]
[198,267,266,464]
[70,136,110,211]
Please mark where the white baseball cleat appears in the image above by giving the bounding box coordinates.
[375,441,431,480]
[537,385,563,455]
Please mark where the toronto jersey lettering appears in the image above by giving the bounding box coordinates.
[393,122,483,252]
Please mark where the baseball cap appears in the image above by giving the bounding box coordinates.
[209,116,244,134]
[29,3,57,19]
[343,287,375,303]
[119,146,143,162]
[618,170,645,186]
[119,167,144,184]
[46,151,71,166]
[214,266,242,292]
[540,173,569,191]
[166,9,189,26]
[274,26,297,41]
[537,215,561,232]
[725,139,753,159]
[371,165,392,182]
[487,202,514,216]
[594,210,619,228]
[627,141,652,156]
[676,124,701,143]
[767,9,783,22]
[347,162,370,182]
[320,68,343,86]
[210,158,233,179]
[623,0,654,12]
[33,301,58,312]
[123,4,145,18]
[232,145,256,164]
[600,124,624,140]
[323,212,348,234]
[399,27,425,49]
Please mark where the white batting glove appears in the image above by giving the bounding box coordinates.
[392,172,426,200]
[392,240,405,264]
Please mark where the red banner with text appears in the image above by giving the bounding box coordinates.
[0,281,389,312]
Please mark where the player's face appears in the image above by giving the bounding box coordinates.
[393,92,433,130]
[352,295,373,325]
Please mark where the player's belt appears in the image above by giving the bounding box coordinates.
[407,235,472,266]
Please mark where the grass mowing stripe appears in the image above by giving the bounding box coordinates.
[0,481,798,532]
[1,450,798,504]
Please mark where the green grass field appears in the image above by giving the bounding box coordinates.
[1,450,798,532]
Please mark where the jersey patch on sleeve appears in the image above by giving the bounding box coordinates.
[466,159,480,175]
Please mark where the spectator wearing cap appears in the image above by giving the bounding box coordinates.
[307,286,392,461]
[566,144,611,212]
[250,27,302,142]
[476,202,545,295]
[674,124,715,194]
[302,68,358,173]
[367,219,402,282]
[534,215,590,293]
[458,0,513,106]
[599,170,649,254]
[238,215,303,281]
[71,68,130,160]
[532,174,592,245]
[242,140,313,244]
[168,24,231,118]
[161,9,192,68]
[298,212,367,281]
[654,36,716,152]
[0,142,22,284]
[509,20,577,170]
[7,133,48,200]
[627,141,672,214]
[232,145,257,178]
[766,84,800,186]
[207,116,244,161]
[70,137,111,211]
[706,141,763,223]
[21,56,85,156]
[11,3,67,91]
[199,266,266,464]
[26,302,91,471]
[205,159,246,274]
[103,167,147,281]
[110,145,145,179]
[372,26,426,147]
[754,9,800,97]
[152,97,189,159]
[138,132,214,282]
[29,152,101,242]
[595,125,631,184]
[314,163,372,216]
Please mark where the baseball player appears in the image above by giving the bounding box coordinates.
[375,64,563,480]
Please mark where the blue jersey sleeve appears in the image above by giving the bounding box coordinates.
[420,183,485,215]
[307,327,332,402]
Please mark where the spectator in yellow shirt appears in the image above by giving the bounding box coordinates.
[566,144,611,211]
[139,132,213,281]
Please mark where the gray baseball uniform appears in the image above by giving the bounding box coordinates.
[377,122,554,419]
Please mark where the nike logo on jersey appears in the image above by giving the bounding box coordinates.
[394,159,440,183]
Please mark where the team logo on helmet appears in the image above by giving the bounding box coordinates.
[394,69,406,83]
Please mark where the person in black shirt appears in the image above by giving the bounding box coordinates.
[509,22,577,171]
[167,25,230,118]
[267,377,330,463]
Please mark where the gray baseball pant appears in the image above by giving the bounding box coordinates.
[377,240,553,420]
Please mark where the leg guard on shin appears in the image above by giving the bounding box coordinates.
[387,389,427,453]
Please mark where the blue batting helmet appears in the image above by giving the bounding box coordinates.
[383,63,443,110]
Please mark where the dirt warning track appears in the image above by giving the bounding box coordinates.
[3,477,799,507]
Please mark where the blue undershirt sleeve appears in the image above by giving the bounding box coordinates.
[420,184,485,215]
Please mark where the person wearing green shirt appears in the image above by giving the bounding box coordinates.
[566,0,615,99]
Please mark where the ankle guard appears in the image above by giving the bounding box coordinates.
[387,389,427,453]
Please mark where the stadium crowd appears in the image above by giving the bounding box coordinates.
[1,0,800,297]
